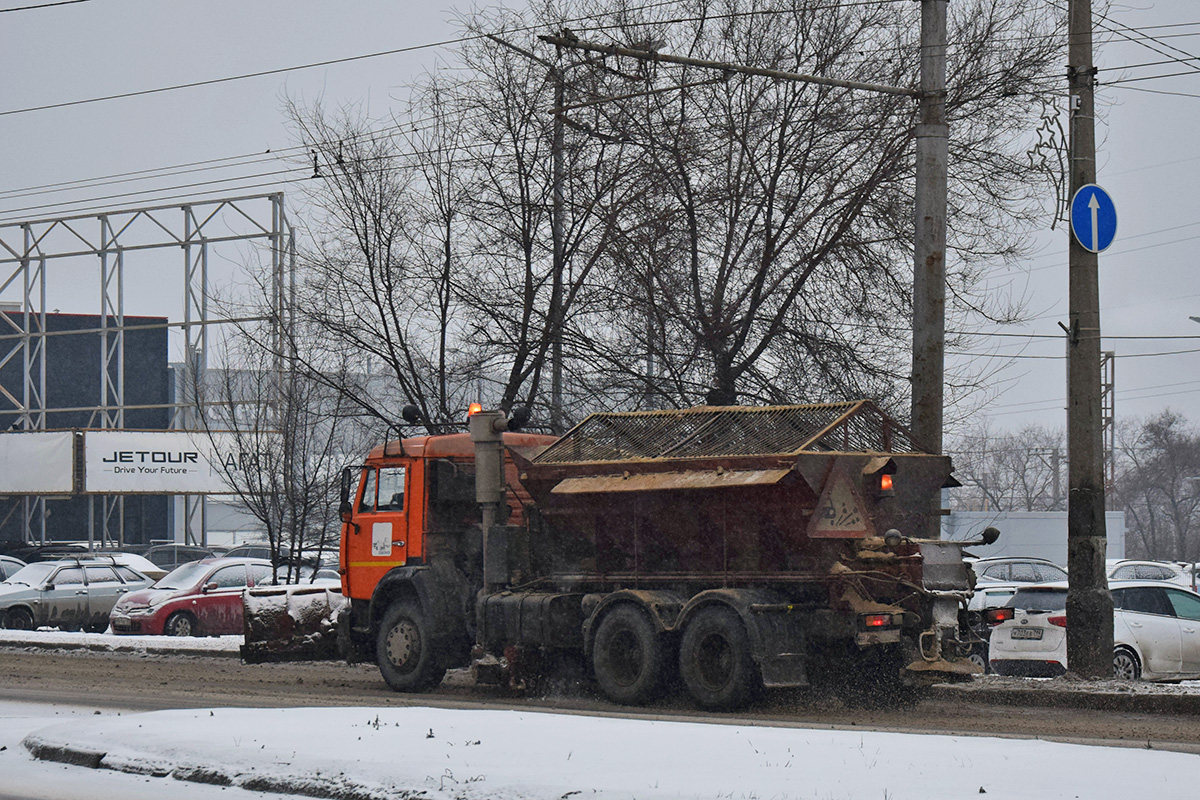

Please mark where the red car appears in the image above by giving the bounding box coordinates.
[109,557,274,636]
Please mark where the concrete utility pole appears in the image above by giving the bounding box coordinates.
[910,0,948,469]
[1065,0,1114,678]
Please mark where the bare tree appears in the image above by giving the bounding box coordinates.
[283,0,1065,428]
[1113,412,1200,562]
[947,421,1066,512]
[195,320,366,583]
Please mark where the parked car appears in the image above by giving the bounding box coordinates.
[0,557,153,631]
[0,555,26,581]
[221,543,273,560]
[137,543,216,573]
[964,582,1022,671]
[3,543,90,563]
[971,556,1067,584]
[989,580,1200,680]
[1106,559,1191,587]
[110,557,273,636]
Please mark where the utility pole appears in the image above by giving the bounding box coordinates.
[910,0,949,536]
[1065,0,1114,678]
[550,49,566,434]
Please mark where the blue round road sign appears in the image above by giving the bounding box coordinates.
[1070,184,1117,253]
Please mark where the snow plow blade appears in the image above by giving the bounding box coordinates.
[241,585,349,663]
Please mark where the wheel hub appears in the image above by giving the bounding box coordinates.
[385,618,420,672]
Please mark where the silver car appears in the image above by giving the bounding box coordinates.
[0,557,153,632]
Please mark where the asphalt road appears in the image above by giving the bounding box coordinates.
[4,647,1200,753]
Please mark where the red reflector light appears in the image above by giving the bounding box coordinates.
[467,402,483,416]
[880,474,893,492]
[861,613,893,628]
[1048,615,1067,628]
[985,607,1014,625]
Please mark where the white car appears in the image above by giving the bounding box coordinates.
[1106,559,1192,589]
[989,580,1200,680]
[971,557,1067,584]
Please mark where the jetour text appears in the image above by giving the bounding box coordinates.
[101,451,199,464]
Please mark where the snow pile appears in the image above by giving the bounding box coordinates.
[21,705,1197,800]
[0,628,241,655]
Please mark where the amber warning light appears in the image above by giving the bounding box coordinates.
[879,474,893,492]
[467,402,483,416]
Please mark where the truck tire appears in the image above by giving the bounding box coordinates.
[592,605,671,705]
[376,601,446,692]
[678,606,760,710]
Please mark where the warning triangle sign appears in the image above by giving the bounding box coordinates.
[807,470,875,539]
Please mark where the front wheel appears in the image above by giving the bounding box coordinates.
[1113,647,1141,680]
[376,601,445,692]
[164,612,198,637]
[678,606,761,710]
[3,607,34,630]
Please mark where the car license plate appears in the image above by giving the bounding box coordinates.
[1010,627,1043,640]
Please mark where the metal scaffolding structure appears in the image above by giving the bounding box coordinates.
[0,193,294,546]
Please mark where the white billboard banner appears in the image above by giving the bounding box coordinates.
[0,431,75,494]
[84,430,245,494]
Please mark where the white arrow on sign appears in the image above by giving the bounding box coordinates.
[1088,193,1100,252]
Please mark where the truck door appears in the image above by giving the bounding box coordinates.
[346,465,410,598]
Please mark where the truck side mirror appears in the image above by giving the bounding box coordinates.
[340,467,352,505]
[339,501,353,523]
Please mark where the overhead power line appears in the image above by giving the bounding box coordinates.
[0,36,480,118]
[0,0,90,11]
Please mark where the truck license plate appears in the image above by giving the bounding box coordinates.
[1010,628,1043,640]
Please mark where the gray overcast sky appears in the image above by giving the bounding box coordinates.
[1,0,1198,436]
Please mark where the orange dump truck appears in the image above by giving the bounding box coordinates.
[336,401,991,709]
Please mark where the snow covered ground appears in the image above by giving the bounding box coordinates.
[6,700,1198,800]
[1,629,1198,799]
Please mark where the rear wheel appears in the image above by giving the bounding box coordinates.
[164,611,198,637]
[376,601,445,692]
[3,607,34,631]
[678,606,760,710]
[592,605,672,705]
[1113,647,1141,680]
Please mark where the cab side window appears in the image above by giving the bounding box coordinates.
[358,469,377,513]
[359,467,406,512]
[376,467,406,512]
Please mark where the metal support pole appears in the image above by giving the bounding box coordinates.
[911,0,948,534]
[550,62,566,434]
[1065,0,1113,678]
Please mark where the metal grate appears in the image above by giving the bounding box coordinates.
[533,401,917,464]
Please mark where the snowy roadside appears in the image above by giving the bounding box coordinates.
[0,628,242,657]
[19,703,1200,800]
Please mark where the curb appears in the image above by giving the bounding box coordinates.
[0,637,242,659]
[21,732,400,800]
[928,683,1200,715]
